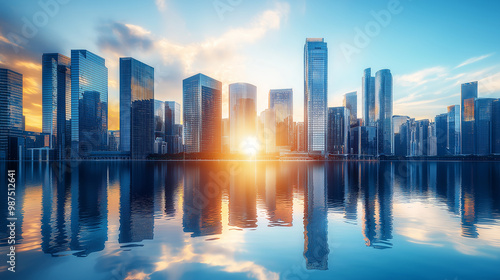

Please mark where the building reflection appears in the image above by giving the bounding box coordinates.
[303,163,329,270]
[229,162,258,229]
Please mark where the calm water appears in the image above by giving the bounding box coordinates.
[1,161,500,280]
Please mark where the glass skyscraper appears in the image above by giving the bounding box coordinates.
[375,69,393,155]
[120,57,154,159]
[392,115,409,156]
[229,83,257,154]
[327,107,349,154]
[447,105,460,155]
[362,68,376,127]
[474,98,495,155]
[71,50,108,157]
[343,91,357,127]
[42,53,71,159]
[165,101,182,154]
[0,68,23,160]
[350,126,377,156]
[154,100,165,140]
[461,81,478,155]
[304,38,328,154]
[435,113,448,156]
[183,73,222,154]
[493,100,500,154]
[269,88,293,149]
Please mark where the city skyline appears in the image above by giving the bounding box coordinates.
[2,1,500,132]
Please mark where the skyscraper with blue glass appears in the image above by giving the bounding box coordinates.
[183,73,222,154]
[362,68,376,127]
[327,107,349,154]
[474,98,495,155]
[120,57,154,159]
[375,69,393,155]
[42,53,71,159]
[343,91,357,127]
[447,105,460,155]
[71,50,108,157]
[304,38,328,154]
[461,81,478,155]
[0,68,23,160]
[165,101,182,154]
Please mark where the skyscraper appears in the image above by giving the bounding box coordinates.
[375,69,393,155]
[435,113,448,156]
[269,89,293,149]
[120,57,154,159]
[42,53,71,159]
[304,38,328,154]
[474,98,495,155]
[154,100,165,141]
[362,68,376,127]
[165,101,182,154]
[461,82,478,154]
[0,68,23,160]
[229,83,257,154]
[447,105,460,155]
[71,50,108,157]
[493,100,500,154]
[350,126,377,156]
[258,108,276,154]
[327,107,349,154]
[343,91,357,127]
[392,115,409,156]
[183,73,222,154]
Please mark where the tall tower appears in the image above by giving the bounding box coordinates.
[343,91,357,127]
[375,69,393,155]
[70,50,108,157]
[269,88,293,149]
[229,83,257,154]
[362,68,375,127]
[0,68,23,160]
[183,73,222,154]
[461,81,478,154]
[42,53,71,159]
[120,57,155,159]
[304,38,328,154]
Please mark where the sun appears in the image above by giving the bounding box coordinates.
[240,137,260,157]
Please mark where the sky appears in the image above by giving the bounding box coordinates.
[1,0,500,132]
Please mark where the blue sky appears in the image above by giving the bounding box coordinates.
[1,0,500,131]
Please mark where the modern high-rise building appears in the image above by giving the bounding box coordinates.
[375,69,393,156]
[428,122,437,156]
[0,68,23,160]
[269,89,293,149]
[461,82,478,154]
[154,100,165,140]
[415,119,430,156]
[362,68,376,127]
[392,115,409,156]
[108,130,120,151]
[343,91,357,127]
[475,98,495,155]
[42,53,71,159]
[70,50,108,157]
[493,100,500,154]
[120,57,154,159]
[327,107,349,154]
[435,113,448,156]
[296,122,305,152]
[165,101,182,154]
[229,83,257,154]
[447,105,460,155]
[304,38,328,154]
[183,73,222,154]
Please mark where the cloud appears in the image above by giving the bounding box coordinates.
[97,22,155,54]
[455,53,494,69]
[395,66,448,87]
[156,0,166,12]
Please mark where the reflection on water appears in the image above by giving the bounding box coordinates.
[0,161,499,279]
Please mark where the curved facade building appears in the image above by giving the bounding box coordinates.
[229,83,257,154]
[375,69,393,156]
[362,68,375,127]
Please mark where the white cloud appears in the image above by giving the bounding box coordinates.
[455,53,494,69]
[395,66,448,87]
[156,0,166,12]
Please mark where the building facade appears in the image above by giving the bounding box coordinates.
[327,107,349,154]
[447,105,460,155]
[350,126,377,156]
[42,53,71,159]
[71,50,108,157]
[435,113,448,156]
[165,101,182,154]
[375,69,393,156]
[0,68,23,160]
[392,115,409,156]
[269,89,293,149]
[474,98,495,155]
[461,82,478,154]
[229,83,257,154]
[183,73,222,154]
[154,100,165,141]
[304,38,328,154]
[343,91,357,127]
[120,57,154,159]
[362,68,376,127]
